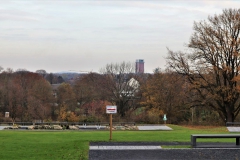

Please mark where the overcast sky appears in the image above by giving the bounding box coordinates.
[0,0,239,73]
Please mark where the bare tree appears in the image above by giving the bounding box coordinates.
[0,66,3,72]
[99,61,141,117]
[36,69,47,77]
[167,9,240,123]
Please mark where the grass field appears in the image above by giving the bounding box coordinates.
[0,125,232,160]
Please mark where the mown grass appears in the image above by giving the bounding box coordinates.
[0,125,232,160]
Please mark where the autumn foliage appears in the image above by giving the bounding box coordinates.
[0,71,53,122]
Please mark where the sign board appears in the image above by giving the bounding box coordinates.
[5,112,9,118]
[106,105,117,114]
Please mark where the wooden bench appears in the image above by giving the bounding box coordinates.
[191,134,240,148]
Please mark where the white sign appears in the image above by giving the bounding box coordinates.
[106,106,117,114]
[5,112,9,118]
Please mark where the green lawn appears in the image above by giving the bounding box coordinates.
[0,125,231,160]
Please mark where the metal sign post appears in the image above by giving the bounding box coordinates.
[106,106,117,140]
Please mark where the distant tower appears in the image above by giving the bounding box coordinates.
[135,59,144,73]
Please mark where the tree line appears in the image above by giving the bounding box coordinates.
[0,63,235,125]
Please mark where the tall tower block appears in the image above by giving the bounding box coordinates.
[135,59,144,73]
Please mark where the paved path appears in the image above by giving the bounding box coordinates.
[89,148,240,160]
[89,142,240,160]
[227,127,240,132]
[0,126,10,130]
[137,125,172,130]
[90,145,162,150]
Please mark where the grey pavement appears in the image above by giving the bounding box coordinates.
[137,125,173,131]
[89,142,240,160]
[90,146,162,150]
[89,148,240,160]
[78,125,107,130]
[227,127,240,132]
[79,125,173,131]
[0,126,6,130]
[0,126,10,130]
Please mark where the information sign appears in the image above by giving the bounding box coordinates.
[106,106,117,114]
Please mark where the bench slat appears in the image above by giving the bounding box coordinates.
[192,134,240,138]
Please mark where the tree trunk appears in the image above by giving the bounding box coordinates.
[226,105,234,123]
[226,112,234,123]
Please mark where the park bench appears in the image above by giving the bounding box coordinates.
[191,134,240,148]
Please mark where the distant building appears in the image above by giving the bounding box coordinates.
[135,59,144,73]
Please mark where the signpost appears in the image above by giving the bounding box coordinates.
[106,105,117,140]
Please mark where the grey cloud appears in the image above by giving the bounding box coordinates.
[1,33,29,40]
[0,8,40,21]
[0,32,76,42]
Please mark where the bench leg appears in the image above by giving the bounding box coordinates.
[191,136,196,148]
[236,138,239,145]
